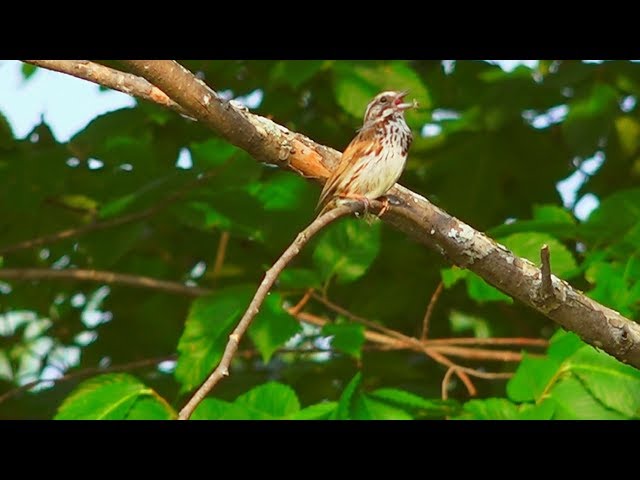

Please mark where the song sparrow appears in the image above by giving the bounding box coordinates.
[318,90,416,216]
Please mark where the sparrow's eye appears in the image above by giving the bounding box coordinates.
[379,96,388,103]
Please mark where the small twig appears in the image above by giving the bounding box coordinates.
[441,366,458,400]
[310,291,409,341]
[0,355,175,405]
[212,231,230,279]
[421,281,444,340]
[178,205,357,420]
[0,168,220,255]
[540,244,554,299]
[22,60,189,116]
[290,289,314,316]
[423,348,477,396]
[423,337,548,348]
[0,268,210,297]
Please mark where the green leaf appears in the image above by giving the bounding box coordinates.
[500,232,578,278]
[290,401,338,420]
[582,188,640,247]
[99,192,137,219]
[562,83,619,157]
[235,382,301,419]
[21,63,37,81]
[585,260,640,317]
[532,204,577,224]
[55,374,152,420]
[466,273,513,303]
[334,61,431,127]
[322,322,366,359]
[547,330,584,362]
[189,138,239,168]
[248,293,299,363]
[270,60,325,89]
[125,396,177,420]
[449,310,492,338]
[55,194,99,214]
[456,398,520,420]
[370,388,461,418]
[334,372,362,420]
[250,172,311,211]
[351,395,413,420]
[313,219,381,284]
[507,354,563,403]
[515,400,555,420]
[442,268,512,304]
[549,376,626,420]
[441,267,468,288]
[191,398,253,420]
[278,268,322,289]
[175,286,253,392]
[567,346,640,418]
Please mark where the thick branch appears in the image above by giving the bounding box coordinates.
[22,60,188,116]
[177,205,356,420]
[23,60,640,369]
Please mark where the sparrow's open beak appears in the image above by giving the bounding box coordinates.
[394,90,417,110]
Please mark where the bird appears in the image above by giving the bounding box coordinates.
[317,90,416,216]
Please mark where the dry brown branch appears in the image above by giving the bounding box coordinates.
[421,281,444,340]
[177,205,357,420]
[0,268,210,297]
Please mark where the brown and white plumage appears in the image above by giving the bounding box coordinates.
[317,90,414,214]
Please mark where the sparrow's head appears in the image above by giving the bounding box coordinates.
[363,90,416,124]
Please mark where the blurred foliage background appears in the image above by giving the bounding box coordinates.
[1,60,640,420]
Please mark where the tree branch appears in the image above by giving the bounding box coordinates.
[421,281,444,340]
[177,205,357,420]
[22,60,640,369]
[0,268,209,297]
[22,60,189,116]
[0,164,220,255]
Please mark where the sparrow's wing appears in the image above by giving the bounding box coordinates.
[317,126,379,210]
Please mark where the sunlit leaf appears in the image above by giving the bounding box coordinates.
[313,219,381,284]
[55,373,152,420]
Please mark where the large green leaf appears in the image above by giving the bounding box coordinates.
[582,188,640,249]
[333,61,431,127]
[247,293,299,363]
[351,395,413,420]
[313,219,381,285]
[235,381,301,419]
[507,354,563,403]
[567,346,640,418]
[456,398,521,420]
[290,402,338,420]
[322,321,365,359]
[562,83,619,157]
[125,396,177,420]
[175,286,252,392]
[549,376,626,420]
[270,60,325,88]
[500,232,578,278]
[369,388,461,418]
[334,372,362,420]
[191,398,253,420]
[55,373,153,420]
